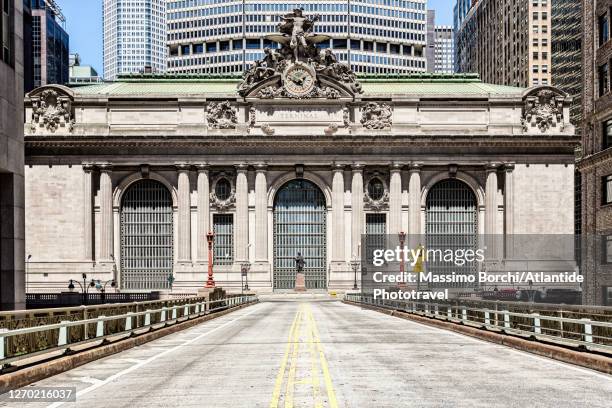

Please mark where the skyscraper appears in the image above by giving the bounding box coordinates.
[103,0,167,80]
[166,0,428,76]
[24,0,69,92]
[434,26,454,73]
[455,0,552,88]
[1,0,26,310]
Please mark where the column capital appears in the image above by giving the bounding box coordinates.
[195,163,209,172]
[235,163,249,173]
[351,163,365,172]
[97,163,113,172]
[504,162,516,172]
[254,163,268,172]
[332,162,346,172]
[175,162,191,172]
[485,162,501,172]
[82,163,95,172]
[390,162,404,171]
[408,162,422,172]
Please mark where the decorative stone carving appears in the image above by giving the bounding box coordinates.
[522,88,565,133]
[343,106,350,127]
[237,9,362,99]
[363,174,389,211]
[210,173,236,211]
[206,101,237,129]
[360,102,393,129]
[324,123,338,136]
[30,88,74,133]
[261,123,275,136]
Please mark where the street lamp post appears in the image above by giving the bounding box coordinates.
[349,257,360,291]
[206,232,216,288]
[398,231,406,288]
[241,262,251,293]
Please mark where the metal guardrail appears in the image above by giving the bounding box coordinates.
[345,294,612,354]
[0,295,258,366]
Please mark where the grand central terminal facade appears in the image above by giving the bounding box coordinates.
[22,15,578,294]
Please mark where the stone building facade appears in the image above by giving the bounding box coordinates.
[22,76,578,294]
[24,14,577,296]
[1,0,25,309]
[578,0,612,305]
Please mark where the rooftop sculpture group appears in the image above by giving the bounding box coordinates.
[238,9,362,98]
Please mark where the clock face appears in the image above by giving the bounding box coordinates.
[283,64,316,97]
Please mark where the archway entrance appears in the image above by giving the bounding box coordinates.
[273,179,327,290]
[425,179,478,287]
[120,179,173,290]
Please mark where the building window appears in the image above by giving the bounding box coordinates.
[603,236,612,264]
[213,214,234,265]
[215,178,232,201]
[604,287,612,306]
[1,0,12,64]
[599,64,610,97]
[533,52,539,60]
[367,178,385,201]
[603,175,612,205]
[365,214,386,263]
[600,14,610,46]
[604,119,612,149]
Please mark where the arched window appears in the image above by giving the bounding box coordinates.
[425,179,478,287]
[273,179,327,290]
[120,179,173,290]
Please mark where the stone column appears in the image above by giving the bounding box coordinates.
[99,165,113,261]
[196,165,210,262]
[177,165,192,263]
[485,164,499,260]
[235,164,249,263]
[351,164,364,259]
[504,163,515,259]
[83,164,94,261]
[389,163,403,235]
[331,164,345,263]
[255,164,268,264]
[408,164,422,237]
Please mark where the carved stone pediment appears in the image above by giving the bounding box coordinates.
[28,86,75,133]
[237,9,362,100]
[361,102,393,129]
[207,101,237,129]
[522,86,566,133]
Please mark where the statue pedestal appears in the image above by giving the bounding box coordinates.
[294,272,306,292]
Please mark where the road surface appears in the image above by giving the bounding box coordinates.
[2,299,611,407]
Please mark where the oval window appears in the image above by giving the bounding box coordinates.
[215,178,232,201]
[368,178,385,201]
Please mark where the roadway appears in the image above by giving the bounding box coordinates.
[1,299,611,407]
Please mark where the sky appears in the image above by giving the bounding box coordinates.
[57,0,455,74]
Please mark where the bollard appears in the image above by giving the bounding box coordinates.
[96,316,105,338]
[184,304,189,317]
[447,307,452,319]
[195,303,200,314]
[461,307,467,322]
[172,306,177,320]
[503,310,510,329]
[581,318,593,343]
[160,307,167,322]
[434,305,439,316]
[424,304,429,315]
[532,313,541,334]
[58,321,70,347]
[144,310,151,327]
[125,312,133,331]
[484,311,491,327]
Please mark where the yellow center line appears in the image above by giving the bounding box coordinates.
[270,306,301,408]
[307,304,339,408]
[307,305,323,408]
[284,305,303,408]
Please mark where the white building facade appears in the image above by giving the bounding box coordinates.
[103,0,167,80]
[434,25,454,73]
[166,0,428,76]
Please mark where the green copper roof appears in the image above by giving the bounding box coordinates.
[68,74,525,97]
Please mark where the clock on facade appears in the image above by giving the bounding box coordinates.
[282,62,317,98]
